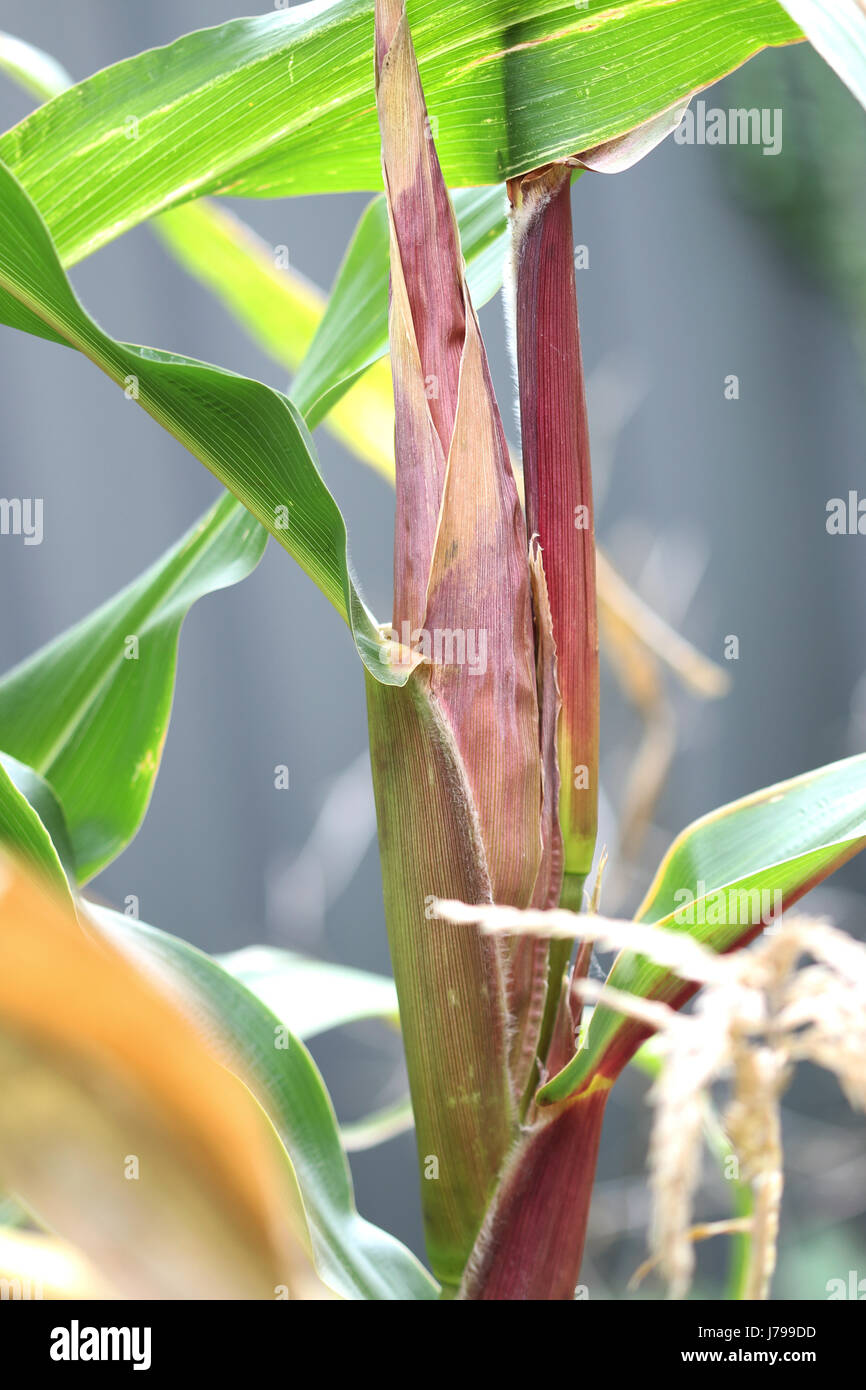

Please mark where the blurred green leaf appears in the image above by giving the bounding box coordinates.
[0,2,802,267]
[778,2,866,109]
[341,1096,414,1152]
[89,903,437,1300]
[217,945,399,1039]
[541,752,866,1101]
[0,30,71,103]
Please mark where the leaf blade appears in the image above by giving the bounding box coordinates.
[777,1,866,110]
[0,493,265,882]
[0,156,399,686]
[0,2,803,267]
[541,753,866,1100]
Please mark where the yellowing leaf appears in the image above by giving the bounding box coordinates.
[0,860,331,1300]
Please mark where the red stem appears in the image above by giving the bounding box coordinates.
[510,164,599,886]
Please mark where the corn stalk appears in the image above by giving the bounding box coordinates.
[367,0,600,1298]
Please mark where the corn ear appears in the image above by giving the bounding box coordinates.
[376,0,542,909]
[370,0,551,1286]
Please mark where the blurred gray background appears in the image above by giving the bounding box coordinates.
[1,2,865,1299]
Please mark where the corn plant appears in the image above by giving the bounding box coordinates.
[0,0,865,1303]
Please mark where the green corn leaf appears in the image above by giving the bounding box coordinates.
[0,757,73,903]
[0,30,71,102]
[0,157,400,687]
[540,752,866,1102]
[0,29,396,475]
[777,2,866,110]
[0,493,265,883]
[0,3,803,269]
[217,946,399,1040]
[88,902,437,1301]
